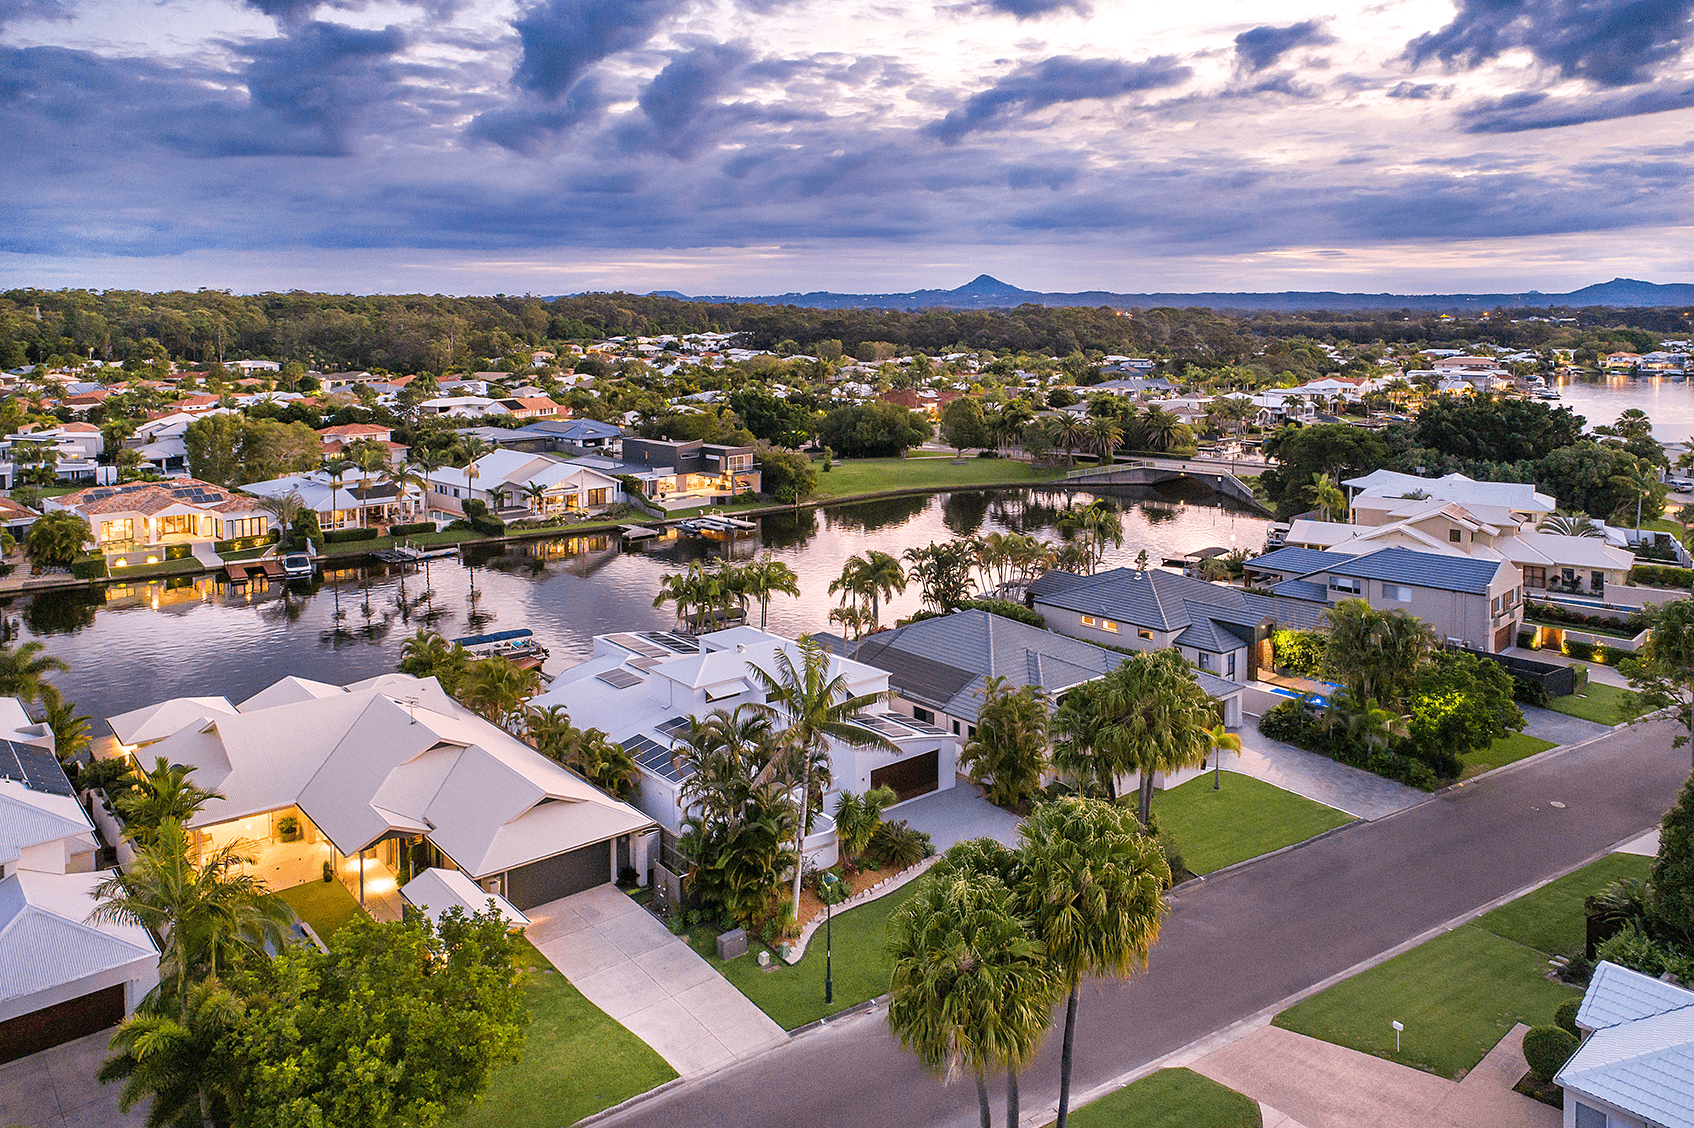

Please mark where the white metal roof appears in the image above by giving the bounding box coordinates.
[0,870,156,1004]
[401,867,528,928]
[1557,961,1694,1128]
[107,695,236,747]
[1343,470,1556,513]
[0,779,94,868]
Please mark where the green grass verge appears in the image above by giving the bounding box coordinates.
[690,880,919,1031]
[1151,774,1353,876]
[812,456,1067,500]
[1273,853,1651,1079]
[1459,733,1557,780]
[1063,1068,1261,1128]
[1472,852,1651,956]
[448,938,676,1128]
[276,879,367,939]
[1548,682,1644,725]
[1273,924,1579,1079]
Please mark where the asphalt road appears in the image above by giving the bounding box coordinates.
[601,718,1689,1128]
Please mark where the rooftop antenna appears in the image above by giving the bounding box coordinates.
[399,695,420,724]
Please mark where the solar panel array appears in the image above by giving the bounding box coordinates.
[0,739,75,797]
[622,734,695,783]
[901,718,949,736]
[655,716,692,739]
[596,667,643,689]
[641,631,699,654]
[853,714,914,739]
[608,633,670,658]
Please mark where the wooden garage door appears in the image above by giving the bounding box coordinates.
[0,983,124,1065]
[504,840,611,911]
[871,750,940,804]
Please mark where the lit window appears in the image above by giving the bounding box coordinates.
[1081,614,1097,627]
[1138,629,1153,640]
[1101,619,1119,633]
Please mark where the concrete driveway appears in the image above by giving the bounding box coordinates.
[1234,725,1424,820]
[890,782,1023,852]
[524,885,785,1079]
[0,1029,142,1128]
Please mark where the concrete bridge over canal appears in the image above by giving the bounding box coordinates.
[1062,457,1271,513]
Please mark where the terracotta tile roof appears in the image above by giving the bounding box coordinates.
[318,424,392,438]
[56,478,260,517]
[59,422,100,433]
[0,497,38,521]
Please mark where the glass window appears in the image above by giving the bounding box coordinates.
[1227,652,1237,678]
[1574,1103,1607,1128]
[1449,528,1462,542]
[1081,614,1096,627]
[1138,629,1153,640]
[1382,583,1411,602]
[913,706,935,725]
[1101,619,1119,633]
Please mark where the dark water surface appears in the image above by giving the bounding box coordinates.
[12,486,1268,724]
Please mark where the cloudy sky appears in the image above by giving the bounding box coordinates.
[2,0,1692,295]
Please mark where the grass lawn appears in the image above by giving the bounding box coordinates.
[690,880,919,1030]
[1274,853,1651,1079]
[812,456,1067,500]
[1548,682,1644,725]
[1063,1068,1261,1128]
[448,938,676,1128]
[276,879,367,939]
[1151,774,1353,876]
[1472,852,1651,956]
[1459,733,1557,780]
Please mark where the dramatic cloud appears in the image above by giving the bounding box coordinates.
[619,41,755,157]
[972,0,1092,17]
[0,0,68,26]
[1234,20,1335,72]
[1463,82,1694,131]
[1406,0,1694,88]
[511,0,687,99]
[928,55,1192,142]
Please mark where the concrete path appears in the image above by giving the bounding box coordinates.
[1233,723,1424,820]
[0,1029,144,1128]
[1621,827,1661,855]
[524,885,785,1079]
[1189,1024,1557,1128]
[1519,703,1614,746]
[890,781,1023,852]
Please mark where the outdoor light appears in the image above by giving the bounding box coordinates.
[820,871,840,1005]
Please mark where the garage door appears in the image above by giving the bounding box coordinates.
[504,840,612,911]
[0,983,124,1065]
[871,750,940,804]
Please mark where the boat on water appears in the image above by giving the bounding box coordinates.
[373,539,460,564]
[677,514,758,541]
[452,628,549,670]
[1535,388,1562,400]
[280,550,315,578]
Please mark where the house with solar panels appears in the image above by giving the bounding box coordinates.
[46,478,274,564]
[531,626,958,866]
[1556,961,1694,1128]
[0,697,160,1065]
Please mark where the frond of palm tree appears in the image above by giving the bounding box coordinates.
[1537,511,1604,538]
[114,757,222,845]
[1086,416,1124,465]
[456,655,540,729]
[42,695,91,762]
[522,481,549,515]
[254,491,305,545]
[740,554,801,630]
[1205,721,1242,789]
[99,975,246,1128]
[321,457,359,528]
[0,640,68,706]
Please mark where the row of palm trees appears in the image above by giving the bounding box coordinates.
[652,554,802,631]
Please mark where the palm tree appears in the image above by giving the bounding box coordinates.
[0,640,67,705]
[652,566,698,629]
[1330,690,1409,754]
[565,727,641,800]
[113,757,223,846]
[42,695,91,762]
[887,853,1057,1128]
[382,462,428,523]
[1086,416,1123,466]
[1310,472,1345,522]
[523,703,576,762]
[748,636,896,921]
[1139,405,1184,452]
[1205,720,1242,790]
[1054,412,1088,468]
[738,554,801,629]
[99,976,246,1128]
[322,457,358,529]
[1018,797,1170,1128]
[830,551,907,629]
[456,654,540,729]
[522,481,549,516]
[1610,461,1661,529]
[828,603,873,642]
[1051,649,1216,828]
[1538,511,1604,538]
[1322,599,1435,711]
[458,434,491,506]
[255,491,305,548]
[89,819,291,1001]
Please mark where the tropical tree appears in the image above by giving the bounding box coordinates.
[456,655,540,729]
[1205,720,1242,790]
[1610,461,1663,529]
[381,462,428,522]
[398,629,472,694]
[1329,690,1409,754]
[749,636,895,921]
[114,756,222,845]
[829,550,907,629]
[1139,405,1187,452]
[903,541,976,611]
[254,491,305,548]
[1018,797,1169,1128]
[1621,598,1694,764]
[1051,650,1216,828]
[887,845,1057,1128]
[960,676,1049,808]
[1054,412,1088,468]
[1322,599,1436,712]
[42,695,91,762]
[322,457,359,529]
[523,703,576,762]
[832,785,896,869]
[1310,472,1345,522]
[675,707,795,926]
[739,553,801,629]
[522,481,549,516]
[1086,416,1123,466]
[23,510,90,569]
[1537,511,1604,538]
[0,639,67,705]
[98,976,247,1128]
[90,819,291,1002]
[828,603,874,642]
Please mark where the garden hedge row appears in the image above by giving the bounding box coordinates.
[71,555,109,580]
[390,521,436,537]
[1632,563,1694,588]
[323,527,380,544]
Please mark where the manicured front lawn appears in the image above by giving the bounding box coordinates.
[1152,774,1353,876]
[1273,853,1650,1079]
[1459,733,1556,779]
[1473,852,1651,956]
[691,880,919,1030]
[1548,682,1644,725]
[811,456,1066,500]
[1064,1068,1261,1128]
[448,938,676,1128]
[276,879,367,939]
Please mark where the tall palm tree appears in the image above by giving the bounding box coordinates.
[458,433,491,506]
[0,640,67,705]
[1205,720,1242,790]
[748,636,895,921]
[1322,599,1435,711]
[381,462,428,523]
[523,703,576,762]
[738,554,801,630]
[321,457,358,529]
[1310,472,1345,522]
[1139,406,1184,453]
[1086,416,1123,466]
[114,757,222,846]
[254,491,305,547]
[522,481,549,516]
[42,695,91,763]
[830,551,907,629]
[1054,412,1088,468]
[456,654,540,729]
[89,819,291,1001]
[888,853,1057,1128]
[652,566,698,629]
[1610,461,1661,529]
[1051,649,1216,828]
[1018,797,1170,1128]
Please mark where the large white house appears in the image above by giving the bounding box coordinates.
[424,448,625,520]
[532,627,958,865]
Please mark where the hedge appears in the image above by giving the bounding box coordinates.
[214,531,280,553]
[71,555,109,580]
[165,544,192,560]
[390,521,436,537]
[1258,699,1440,790]
[322,527,380,544]
[909,599,1046,628]
[469,514,506,536]
[1522,1025,1578,1083]
[1631,562,1694,588]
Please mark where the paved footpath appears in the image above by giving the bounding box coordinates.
[600,717,1689,1128]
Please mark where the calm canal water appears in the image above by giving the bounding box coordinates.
[1550,373,1694,443]
[12,485,1268,725]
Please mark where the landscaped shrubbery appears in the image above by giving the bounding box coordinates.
[1586,769,1694,983]
[214,531,280,553]
[1258,698,1440,790]
[462,499,507,537]
[390,520,436,536]
[1271,627,1327,676]
[1522,1025,1579,1083]
[909,598,1046,628]
[323,526,380,544]
[1631,563,1694,588]
[1524,599,1648,634]
[70,554,108,580]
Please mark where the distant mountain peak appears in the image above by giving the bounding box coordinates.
[951,274,1029,296]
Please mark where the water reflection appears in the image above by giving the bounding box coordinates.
[15,485,1269,723]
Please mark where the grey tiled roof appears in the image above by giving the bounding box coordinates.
[1271,579,1329,602]
[1030,567,1326,641]
[1323,546,1504,596]
[1245,546,1357,575]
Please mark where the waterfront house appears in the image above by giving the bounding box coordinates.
[0,697,160,1064]
[105,672,656,916]
[1555,961,1694,1128]
[242,467,420,529]
[47,479,273,562]
[422,448,625,520]
[1027,568,1325,686]
[1245,544,1524,652]
[0,423,105,490]
[1342,469,1557,523]
[532,626,957,865]
[316,423,407,466]
[576,438,759,510]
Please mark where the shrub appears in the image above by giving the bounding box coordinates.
[1555,999,1581,1036]
[70,555,108,580]
[1259,699,1324,745]
[1631,563,1694,589]
[867,820,932,869]
[323,527,380,544]
[164,543,192,560]
[1522,1025,1579,1083]
[1517,630,1536,649]
[1564,638,1596,661]
[1513,675,1551,707]
[390,521,436,537]
[214,531,280,553]
[469,513,506,537]
[1272,628,1327,676]
[909,599,1047,629]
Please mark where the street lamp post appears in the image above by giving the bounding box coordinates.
[820,872,839,1005]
